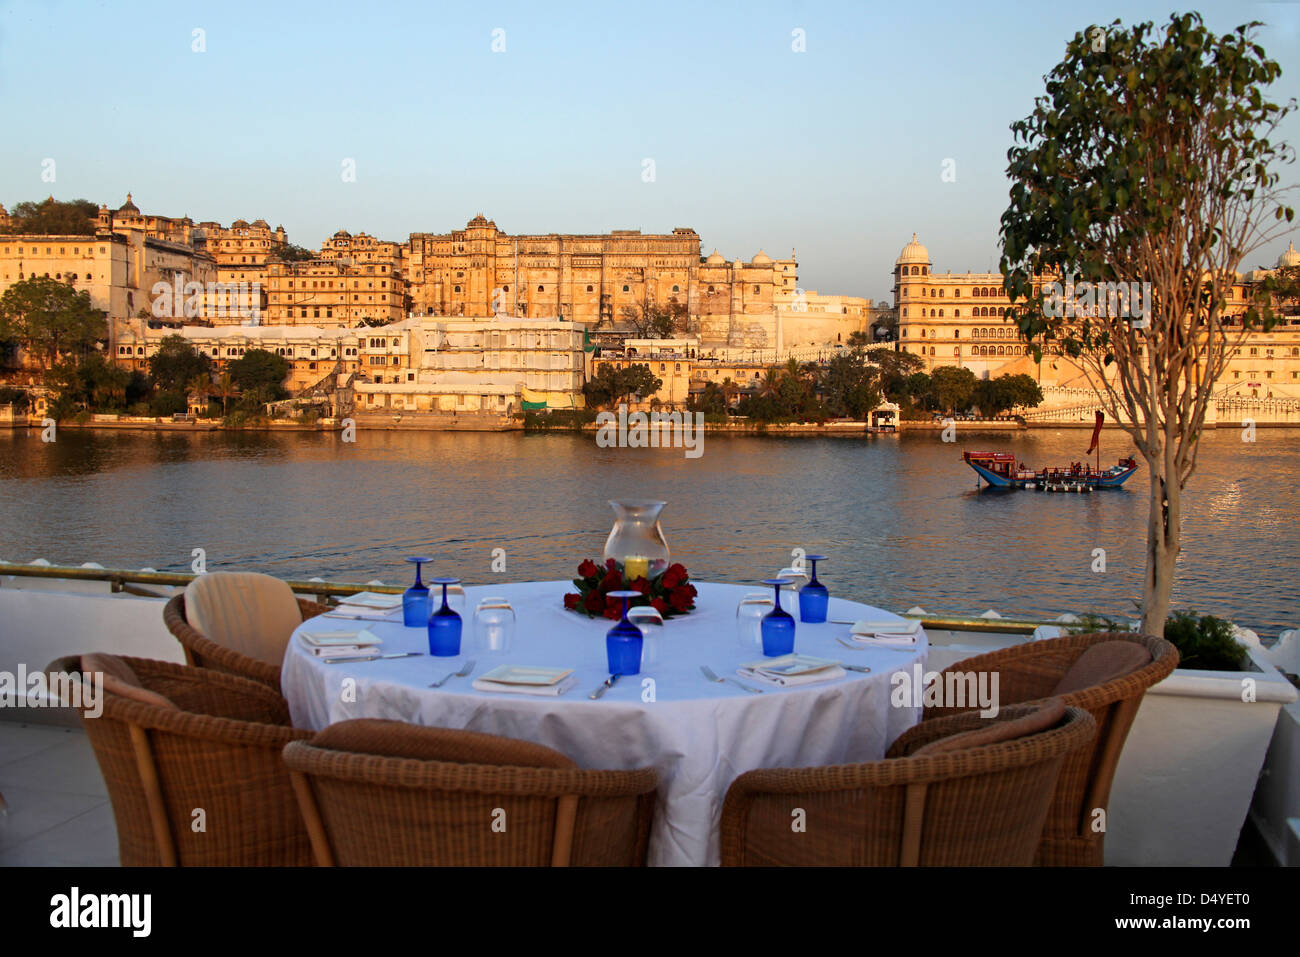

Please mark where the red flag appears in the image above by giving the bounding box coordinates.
[1086,410,1104,454]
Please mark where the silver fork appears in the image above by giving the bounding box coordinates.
[700,665,764,694]
[429,659,475,688]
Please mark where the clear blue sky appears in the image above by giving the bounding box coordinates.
[2,0,1297,300]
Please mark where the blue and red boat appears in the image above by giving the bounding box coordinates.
[962,451,1139,491]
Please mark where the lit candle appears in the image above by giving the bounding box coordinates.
[623,556,650,581]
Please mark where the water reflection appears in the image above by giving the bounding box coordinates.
[0,426,1296,634]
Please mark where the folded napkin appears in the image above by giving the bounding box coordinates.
[848,618,922,646]
[326,604,403,622]
[472,675,578,697]
[739,655,846,687]
[299,628,382,658]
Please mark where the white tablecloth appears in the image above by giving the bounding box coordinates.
[282,580,927,866]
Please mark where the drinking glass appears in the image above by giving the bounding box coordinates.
[736,592,774,650]
[427,577,463,657]
[775,566,807,614]
[402,557,431,627]
[445,584,467,617]
[473,597,515,654]
[798,555,829,623]
[760,578,796,657]
[627,605,663,667]
[605,590,643,676]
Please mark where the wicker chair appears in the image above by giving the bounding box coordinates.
[721,700,1096,866]
[893,631,1179,866]
[283,718,659,866]
[46,653,313,866]
[164,573,329,690]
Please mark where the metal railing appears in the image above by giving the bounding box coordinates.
[0,562,1064,634]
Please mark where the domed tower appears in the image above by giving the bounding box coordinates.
[1278,241,1300,270]
[894,234,931,360]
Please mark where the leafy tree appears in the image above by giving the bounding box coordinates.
[689,381,727,415]
[148,335,212,394]
[582,362,663,408]
[1,198,98,235]
[46,352,140,414]
[929,365,977,413]
[618,302,687,338]
[1000,13,1295,636]
[867,347,925,402]
[267,242,317,263]
[821,349,882,418]
[847,330,872,348]
[0,276,107,370]
[973,373,1045,416]
[227,349,290,407]
[213,372,238,415]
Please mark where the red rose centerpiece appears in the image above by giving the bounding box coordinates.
[565,559,697,620]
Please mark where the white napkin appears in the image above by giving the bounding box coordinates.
[326,604,403,622]
[472,675,578,697]
[849,619,922,646]
[738,656,847,687]
[300,628,382,657]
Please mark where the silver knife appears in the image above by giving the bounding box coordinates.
[323,652,423,664]
[589,673,620,699]
[840,663,872,674]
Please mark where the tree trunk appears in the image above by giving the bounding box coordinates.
[1139,442,1182,638]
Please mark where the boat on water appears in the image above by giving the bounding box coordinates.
[962,450,1140,491]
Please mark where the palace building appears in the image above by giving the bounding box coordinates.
[893,234,1300,399]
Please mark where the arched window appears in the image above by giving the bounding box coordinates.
[922,267,929,275]
[911,265,919,275]
[586,285,593,292]
[974,287,983,297]
[938,309,944,317]
[953,288,960,297]
[538,285,545,292]
[672,285,680,292]
[622,285,629,292]
[954,346,961,356]
[920,329,926,338]
[930,329,936,339]
[938,288,944,297]
[997,346,1005,355]
[454,285,461,293]
[954,309,960,317]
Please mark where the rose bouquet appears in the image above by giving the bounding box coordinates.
[563,558,697,620]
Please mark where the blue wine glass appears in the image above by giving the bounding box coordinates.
[605,590,644,676]
[403,557,431,627]
[427,577,463,657]
[760,577,796,657]
[798,555,829,623]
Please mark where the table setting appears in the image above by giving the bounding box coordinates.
[281,499,929,866]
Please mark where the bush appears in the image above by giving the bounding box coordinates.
[1162,611,1248,672]
[0,386,29,411]
[523,408,599,431]
[149,391,187,416]
[1068,609,1247,671]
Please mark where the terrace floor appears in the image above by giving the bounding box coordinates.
[0,721,117,866]
[0,718,1277,867]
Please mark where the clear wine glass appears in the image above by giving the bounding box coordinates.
[473,597,515,654]
[427,577,463,657]
[736,592,774,650]
[403,557,431,627]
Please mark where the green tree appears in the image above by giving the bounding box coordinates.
[213,372,238,415]
[867,347,925,402]
[929,366,977,413]
[148,335,213,394]
[267,242,317,263]
[47,352,138,415]
[847,330,872,348]
[1,198,98,235]
[973,373,1045,416]
[1000,13,1294,636]
[227,349,290,407]
[822,349,882,418]
[0,276,107,370]
[689,381,726,415]
[582,362,663,409]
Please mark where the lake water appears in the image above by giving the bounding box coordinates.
[1,425,1296,635]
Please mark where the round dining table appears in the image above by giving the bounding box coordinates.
[282,580,929,866]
